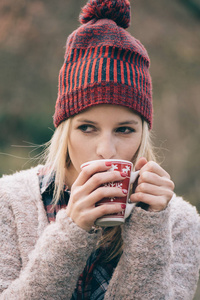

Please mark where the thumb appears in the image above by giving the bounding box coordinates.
[135,157,148,171]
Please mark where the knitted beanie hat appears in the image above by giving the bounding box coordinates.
[54,0,153,128]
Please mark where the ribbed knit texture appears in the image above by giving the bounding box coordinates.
[53,0,153,128]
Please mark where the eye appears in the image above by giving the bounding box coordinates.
[78,124,97,133]
[115,126,135,134]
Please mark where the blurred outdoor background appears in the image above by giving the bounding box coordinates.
[0,0,200,297]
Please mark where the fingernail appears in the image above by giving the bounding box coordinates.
[121,204,126,209]
[122,189,128,194]
[105,161,112,166]
[120,172,127,177]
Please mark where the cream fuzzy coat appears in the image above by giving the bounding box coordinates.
[0,166,199,299]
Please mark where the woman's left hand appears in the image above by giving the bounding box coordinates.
[130,157,175,212]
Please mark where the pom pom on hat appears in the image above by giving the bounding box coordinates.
[79,0,131,29]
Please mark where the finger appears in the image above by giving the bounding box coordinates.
[135,157,148,171]
[76,160,113,186]
[89,186,128,206]
[73,186,128,207]
[82,170,127,195]
[70,202,124,231]
[138,171,175,190]
[135,182,174,197]
[130,193,171,212]
[140,161,171,179]
[92,202,125,222]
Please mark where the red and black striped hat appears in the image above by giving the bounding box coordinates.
[54,0,153,128]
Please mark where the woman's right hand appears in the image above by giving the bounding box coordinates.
[65,161,127,232]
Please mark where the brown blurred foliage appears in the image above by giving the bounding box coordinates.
[0,0,200,296]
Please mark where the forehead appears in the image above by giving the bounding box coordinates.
[72,104,142,122]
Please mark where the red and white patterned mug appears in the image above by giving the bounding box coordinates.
[81,159,139,227]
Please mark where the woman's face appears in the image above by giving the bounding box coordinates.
[67,104,143,183]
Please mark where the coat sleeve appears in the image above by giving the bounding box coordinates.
[0,191,100,300]
[104,196,200,300]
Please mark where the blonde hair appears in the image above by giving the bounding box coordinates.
[42,119,72,204]
[43,117,156,261]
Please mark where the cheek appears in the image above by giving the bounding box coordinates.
[133,134,142,152]
[134,134,142,149]
[68,135,94,166]
[68,136,79,163]
[120,134,142,158]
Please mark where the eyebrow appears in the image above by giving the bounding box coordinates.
[76,119,138,125]
[76,119,97,124]
[118,121,138,125]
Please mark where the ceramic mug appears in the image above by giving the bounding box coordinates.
[81,159,139,227]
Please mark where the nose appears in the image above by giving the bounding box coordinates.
[96,133,117,159]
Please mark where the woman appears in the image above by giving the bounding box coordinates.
[0,0,199,299]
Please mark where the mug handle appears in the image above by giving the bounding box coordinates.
[125,170,140,219]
